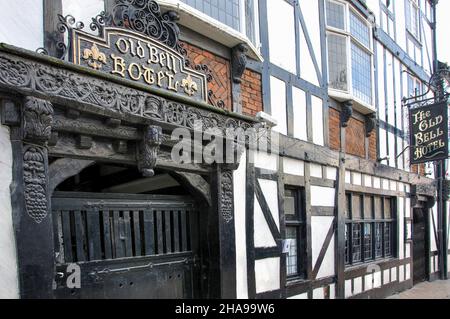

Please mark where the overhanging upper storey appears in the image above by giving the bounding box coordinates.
[28,0,258,127]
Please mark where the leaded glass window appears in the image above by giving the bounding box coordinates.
[375,223,383,258]
[345,193,396,266]
[352,223,362,262]
[180,0,259,45]
[327,33,348,91]
[181,0,241,30]
[286,226,298,277]
[325,0,374,107]
[364,223,373,260]
[326,0,346,30]
[284,187,306,279]
[345,224,351,265]
[384,223,392,257]
[351,42,372,105]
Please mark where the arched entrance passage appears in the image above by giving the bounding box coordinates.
[50,161,211,299]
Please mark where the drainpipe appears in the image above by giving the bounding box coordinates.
[431,0,448,280]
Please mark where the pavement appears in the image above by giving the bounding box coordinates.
[388,280,450,299]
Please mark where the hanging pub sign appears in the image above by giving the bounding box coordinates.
[409,102,449,164]
[70,27,208,104]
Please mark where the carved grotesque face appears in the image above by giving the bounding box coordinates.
[23,148,46,184]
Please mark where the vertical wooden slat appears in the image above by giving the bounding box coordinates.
[61,210,73,263]
[156,210,164,254]
[133,211,142,256]
[86,209,102,261]
[165,211,172,253]
[55,210,64,264]
[113,211,125,259]
[173,210,180,253]
[180,210,188,252]
[102,211,113,260]
[74,211,86,262]
[123,211,133,257]
[143,210,155,256]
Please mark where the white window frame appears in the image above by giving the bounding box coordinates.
[406,0,422,43]
[239,0,261,51]
[325,0,375,112]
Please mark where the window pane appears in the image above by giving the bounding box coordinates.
[245,0,256,43]
[352,223,362,262]
[345,223,351,264]
[364,196,373,220]
[364,224,373,260]
[375,223,383,258]
[384,223,392,256]
[327,33,348,91]
[284,189,296,216]
[351,42,372,105]
[352,194,362,220]
[286,227,299,276]
[181,0,241,31]
[350,11,370,48]
[326,0,345,30]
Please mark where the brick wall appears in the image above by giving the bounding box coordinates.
[241,69,263,116]
[183,42,232,111]
[346,117,366,158]
[368,131,377,161]
[329,108,341,151]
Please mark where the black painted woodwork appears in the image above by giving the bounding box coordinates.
[413,208,428,285]
[52,192,200,299]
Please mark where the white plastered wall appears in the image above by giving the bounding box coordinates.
[0,122,19,298]
[234,150,248,299]
[0,0,44,51]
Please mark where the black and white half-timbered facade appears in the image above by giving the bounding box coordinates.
[0,0,448,299]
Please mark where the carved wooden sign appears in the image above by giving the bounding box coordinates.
[409,102,449,164]
[71,27,208,103]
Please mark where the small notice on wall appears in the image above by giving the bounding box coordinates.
[409,102,449,164]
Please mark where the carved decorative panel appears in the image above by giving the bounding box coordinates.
[221,171,234,223]
[23,145,49,223]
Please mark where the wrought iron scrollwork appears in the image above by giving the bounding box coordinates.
[111,0,185,56]
[402,64,450,107]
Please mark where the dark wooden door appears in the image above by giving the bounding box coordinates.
[52,192,201,299]
[413,208,427,285]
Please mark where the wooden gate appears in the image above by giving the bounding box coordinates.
[52,192,201,299]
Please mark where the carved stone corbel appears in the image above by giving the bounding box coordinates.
[365,113,377,137]
[231,43,248,84]
[21,96,54,224]
[138,125,163,177]
[340,101,353,128]
[23,96,54,144]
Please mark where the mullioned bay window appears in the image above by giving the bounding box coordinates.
[180,0,260,46]
[325,0,375,111]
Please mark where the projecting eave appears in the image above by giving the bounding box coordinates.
[158,0,264,62]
